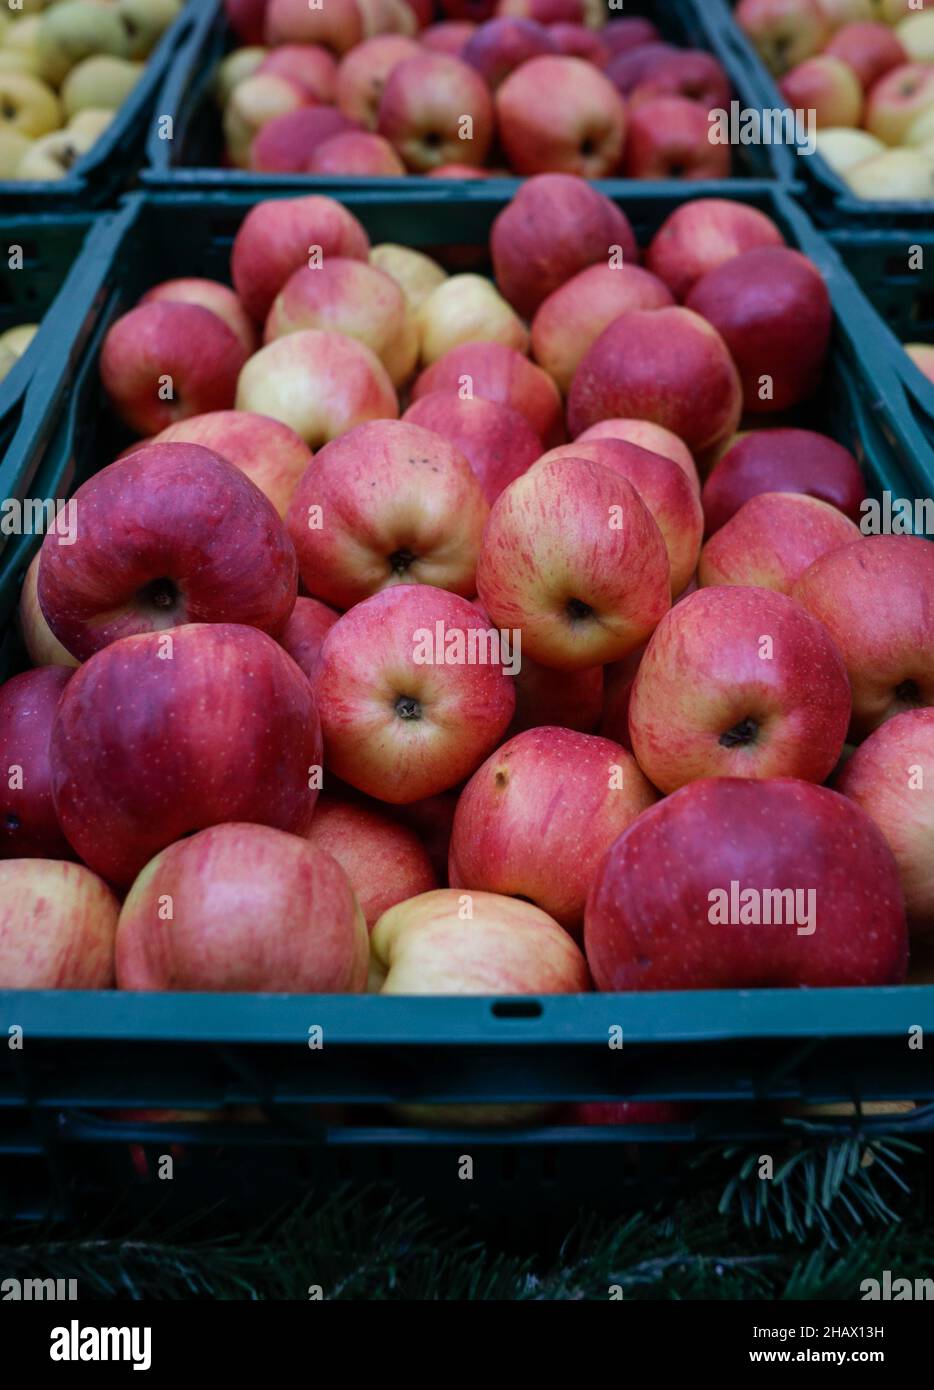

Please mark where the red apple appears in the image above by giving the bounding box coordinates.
[402,391,542,503]
[836,709,934,939]
[623,96,731,179]
[605,41,677,96]
[735,0,831,76]
[865,62,934,144]
[231,195,370,324]
[265,0,364,53]
[628,586,851,793]
[371,887,590,993]
[576,419,699,492]
[308,129,407,174]
[51,623,322,886]
[116,823,369,992]
[824,21,906,91]
[278,595,339,681]
[249,106,360,172]
[305,795,437,927]
[567,307,743,457]
[236,329,399,447]
[225,0,268,45]
[449,727,656,932]
[549,23,608,67]
[495,55,626,177]
[792,535,934,739]
[490,174,637,318]
[645,198,786,303]
[316,585,515,801]
[530,262,674,394]
[0,666,73,860]
[100,302,247,437]
[259,44,339,102]
[476,456,671,670]
[461,16,555,88]
[37,444,297,661]
[286,418,488,608]
[629,51,732,113]
[377,53,494,170]
[780,55,863,127]
[411,341,564,448]
[140,278,257,357]
[17,554,80,670]
[698,492,861,592]
[420,19,476,53]
[702,429,866,535]
[602,18,660,55]
[585,777,907,990]
[223,73,310,169]
[0,860,118,988]
[335,33,420,127]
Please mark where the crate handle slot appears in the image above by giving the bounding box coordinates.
[490,1001,543,1020]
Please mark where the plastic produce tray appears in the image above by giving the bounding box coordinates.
[1,183,933,1224]
[141,0,799,195]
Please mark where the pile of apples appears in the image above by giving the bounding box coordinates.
[218,0,734,180]
[0,0,181,181]
[737,0,934,200]
[1,182,932,1007]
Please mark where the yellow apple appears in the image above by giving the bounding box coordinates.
[61,54,142,114]
[846,146,934,198]
[17,125,95,179]
[37,0,131,87]
[897,11,934,61]
[369,243,447,312]
[0,128,32,176]
[214,46,266,107]
[415,274,529,366]
[67,107,113,141]
[905,103,934,146]
[0,72,60,137]
[816,126,886,172]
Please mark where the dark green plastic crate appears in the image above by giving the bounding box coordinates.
[1,184,933,1223]
[142,0,799,194]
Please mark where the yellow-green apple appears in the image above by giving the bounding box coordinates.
[825,20,906,88]
[629,586,851,792]
[377,52,494,170]
[278,595,339,681]
[17,554,80,670]
[225,0,268,44]
[415,273,528,365]
[846,147,934,198]
[576,419,699,490]
[624,95,731,179]
[335,33,419,126]
[603,17,660,53]
[645,198,786,303]
[736,0,830,75]
[146,410,312,519]
[215,46,266,105]
[584,777,907,991]
[37,444,297,660]
[550,21,608,65]
[305,795,436,927]
[258,43,339,102]
[897,12,934,62]
[0,859,118,988]
[906,342,934,384]
[285,419,488,607]
[100,301,248,435]
[534,440,703,597]
[490,174,637,318]
[0,666,73,859]
[780,55,863,125]
[371,887,590,993]
[0,72,60,137]
[605,42,677,96]
[236,329,398,447]
[461,16,555,88]
[449,726,656,932]
[116,823,368,992]
[17,126,96,179]
[37,0,130,87]
[793,535,934,739]
[117,0,181,58]
[140,277,257,356]
[476,456,670,669]
[264,0,364,52]
[249,105,360,172]
[411,341,563,448]
[402,391,542,502]
[51,623,322,886]
[223,72,309,167]
[629,50,731,111]
[530,263,673,395]
[865,63,934,143]
[685,248,832,415]
[815,126,886,172]
[836,708,934,938]
[495,55,626,177]
[264,257,417,386]
[369,242,446,310]
[567,307,743,456]
[315,585,515,801]
[420,20,476,53]
[0,129,31,176]
[906,106,934,145]
[307,129,407,173]
[698,492,861,592]
[60,53,142,115]
[231,195,370,324]
[702,429,866,534]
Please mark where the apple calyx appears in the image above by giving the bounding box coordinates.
[719,717,759,749]
[137,577,184,622]
[388,547,418,577]
[895,679,922,709]
[566,597,595,624]
[394,694,423,721]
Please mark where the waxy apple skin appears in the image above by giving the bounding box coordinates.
[377,52,494,170]
[836,709,934,939]
[0,860,119,989]
[449,727,656,933]
[305,795,437,928]
[645,198,786,303]
[412,341,564,450]
[585,778,907,991]
[702,429,866,535]
[51,623,322,887]
[315,585,515,803]
[0,666,73,860]
[628,586,852,793]
[495,54,627,178]
[576,418,698,490]
[278,596,339,682]
[698,491,862,593]
[793,535,934,740]
[116,824,369,993]
[403,391,542,503]
[37,444,298,662]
